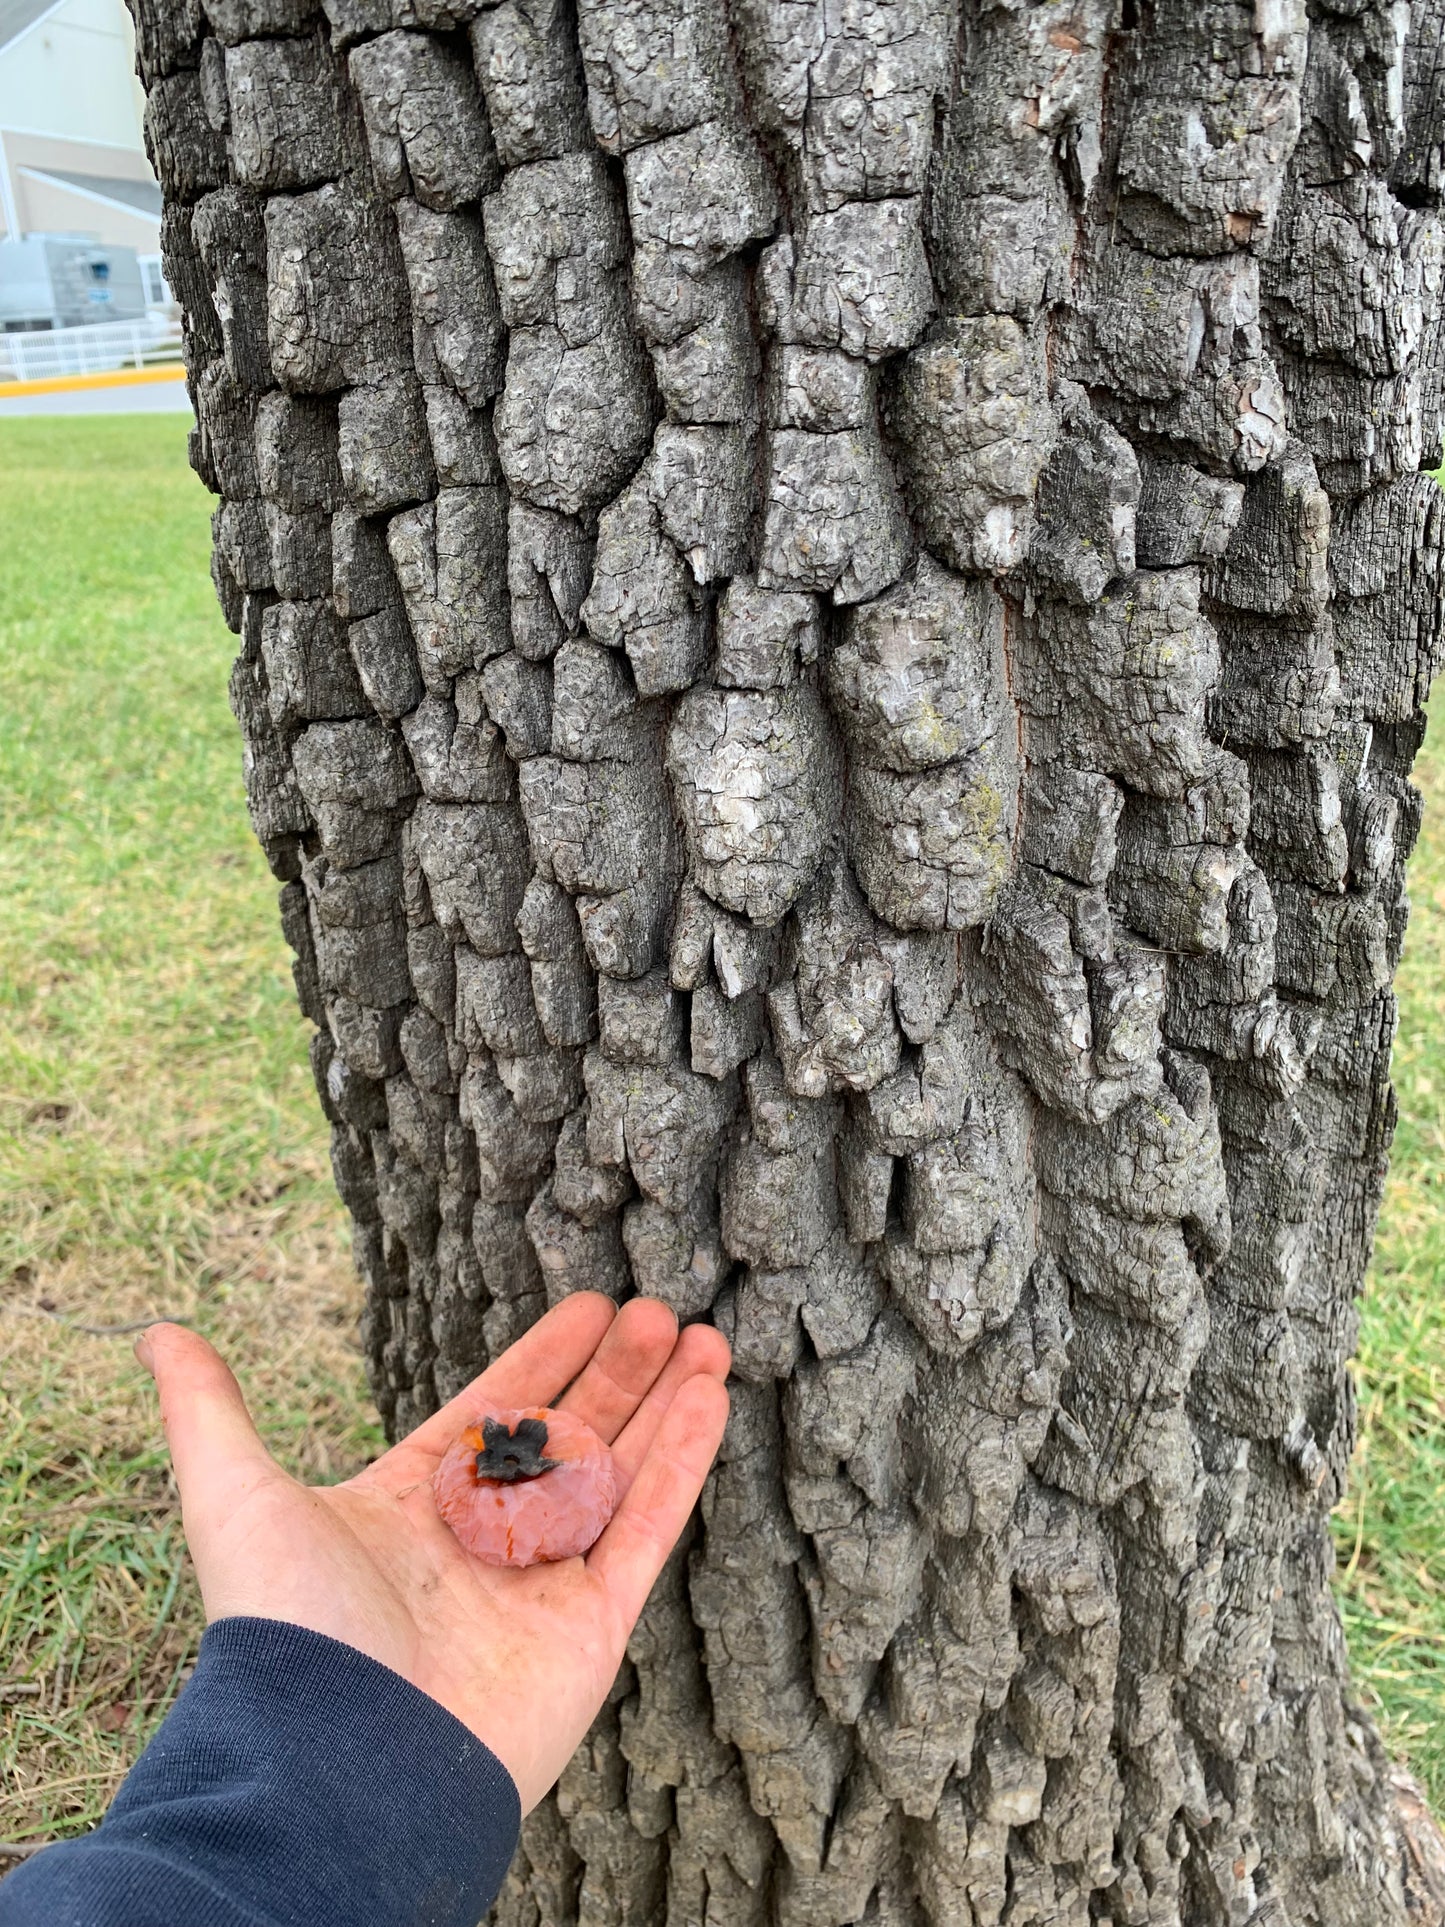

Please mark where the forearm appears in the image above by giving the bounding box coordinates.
[0,1617,519,1927]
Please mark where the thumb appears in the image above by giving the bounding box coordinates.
[137,1323,276,1509]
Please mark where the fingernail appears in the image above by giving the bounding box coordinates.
[134,1329,156,1376]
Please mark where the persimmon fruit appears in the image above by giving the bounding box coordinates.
[432,1406,618,1568]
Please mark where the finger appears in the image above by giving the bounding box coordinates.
[555,1297,680,1445]
[608,1322,731,1492]
[586,1374,730,1630]
[137,1323,274,1505]
[399,1292,619,1462]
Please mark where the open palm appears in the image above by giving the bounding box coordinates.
[138,1294,730,1811]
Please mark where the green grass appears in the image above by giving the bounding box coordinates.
[0,416,1440,1848]
[1334,704,1445,1799]
[0,417,331,1286]
[0,417,382,1847]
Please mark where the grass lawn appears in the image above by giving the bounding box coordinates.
[0,416,382,1852]
[1335,702,1445,1796]
[0,414,1441,1854]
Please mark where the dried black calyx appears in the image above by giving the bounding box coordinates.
[475,1417,560,1484]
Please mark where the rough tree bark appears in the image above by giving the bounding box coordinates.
[128,0,1445,1918]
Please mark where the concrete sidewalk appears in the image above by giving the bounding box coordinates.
[0,366,191,417]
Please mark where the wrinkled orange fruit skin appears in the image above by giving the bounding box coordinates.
[432,1406,618,1568]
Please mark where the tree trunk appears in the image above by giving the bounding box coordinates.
[129,0,1445,1918]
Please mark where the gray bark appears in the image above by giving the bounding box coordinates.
[130,0,1445,1919]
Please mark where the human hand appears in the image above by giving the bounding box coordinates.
[135,1295,730,1811]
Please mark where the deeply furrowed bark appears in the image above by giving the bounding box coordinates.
[130,0,1445,1918]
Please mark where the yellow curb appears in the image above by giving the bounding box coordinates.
[0,363,186,399]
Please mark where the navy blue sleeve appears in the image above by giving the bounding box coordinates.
[0,1616,520,1927]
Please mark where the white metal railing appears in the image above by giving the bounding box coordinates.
[0,313,184,384]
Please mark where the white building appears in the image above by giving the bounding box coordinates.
[0,0,162,282]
